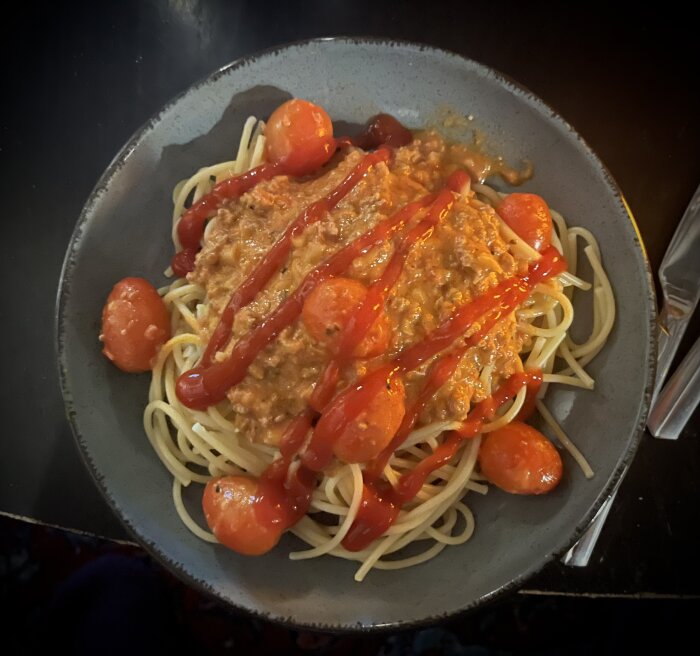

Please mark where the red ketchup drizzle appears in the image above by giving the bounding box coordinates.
[303,246,566,472]
[172,162,286,277]
[199,148,390,367]
[252,247,563,542]
[278,185,458,462]
[248,241,563,548]
[175,163,438,411]
[363,350,465,482]
[336,251,565,552]
[171,114,411,279]
[251,183,459,534]
[247,190,445,532]
[179,110,566,551]
[341,369,544,551]
[252,456,318,531]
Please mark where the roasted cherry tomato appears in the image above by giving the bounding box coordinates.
[478,421,562,495]
[203,476,282,556]
[265,99,335,176]
[302,277,390,358]
[497,193,553,252]
[333,376,406,464]
[100,277,170,373]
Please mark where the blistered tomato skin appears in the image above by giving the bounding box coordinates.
[265,99,335,176]
[497,193,553,252]
[203,476,282,556]
[479,421,563,495]
[100,277,170,373]
[301,277,391,358]
[333,376,406,464]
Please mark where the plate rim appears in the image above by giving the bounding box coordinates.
[55,35,658,632]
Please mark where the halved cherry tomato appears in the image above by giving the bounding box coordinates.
[203,476,282,556]
[478,421,562,495]
[265,99,335,176]
[301,277,390,358]
[333,376,406,464]
[497,193,553,252]
[100,277,170,373]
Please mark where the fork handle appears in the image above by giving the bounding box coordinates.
[562,476,624,567]
[647,333,700,439]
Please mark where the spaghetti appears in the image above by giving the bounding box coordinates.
[112,102,616,581]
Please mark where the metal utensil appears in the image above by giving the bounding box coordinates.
[565,183,700,566]
[562,476,623,567]
[647,333,700,439]
[649,183,700,426]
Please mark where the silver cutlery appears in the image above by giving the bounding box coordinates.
[649,182,700,426]
[564,182,700,567]
[647,333,700,439]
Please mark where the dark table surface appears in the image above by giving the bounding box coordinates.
[2,1,699,599]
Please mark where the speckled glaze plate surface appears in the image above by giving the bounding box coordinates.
[56,38,656,630]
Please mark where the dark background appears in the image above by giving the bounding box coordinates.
[1,1,699,653]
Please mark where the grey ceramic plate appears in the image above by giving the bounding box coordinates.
[57,38,656,630]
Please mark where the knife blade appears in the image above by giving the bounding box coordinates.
[647,333,700,439]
